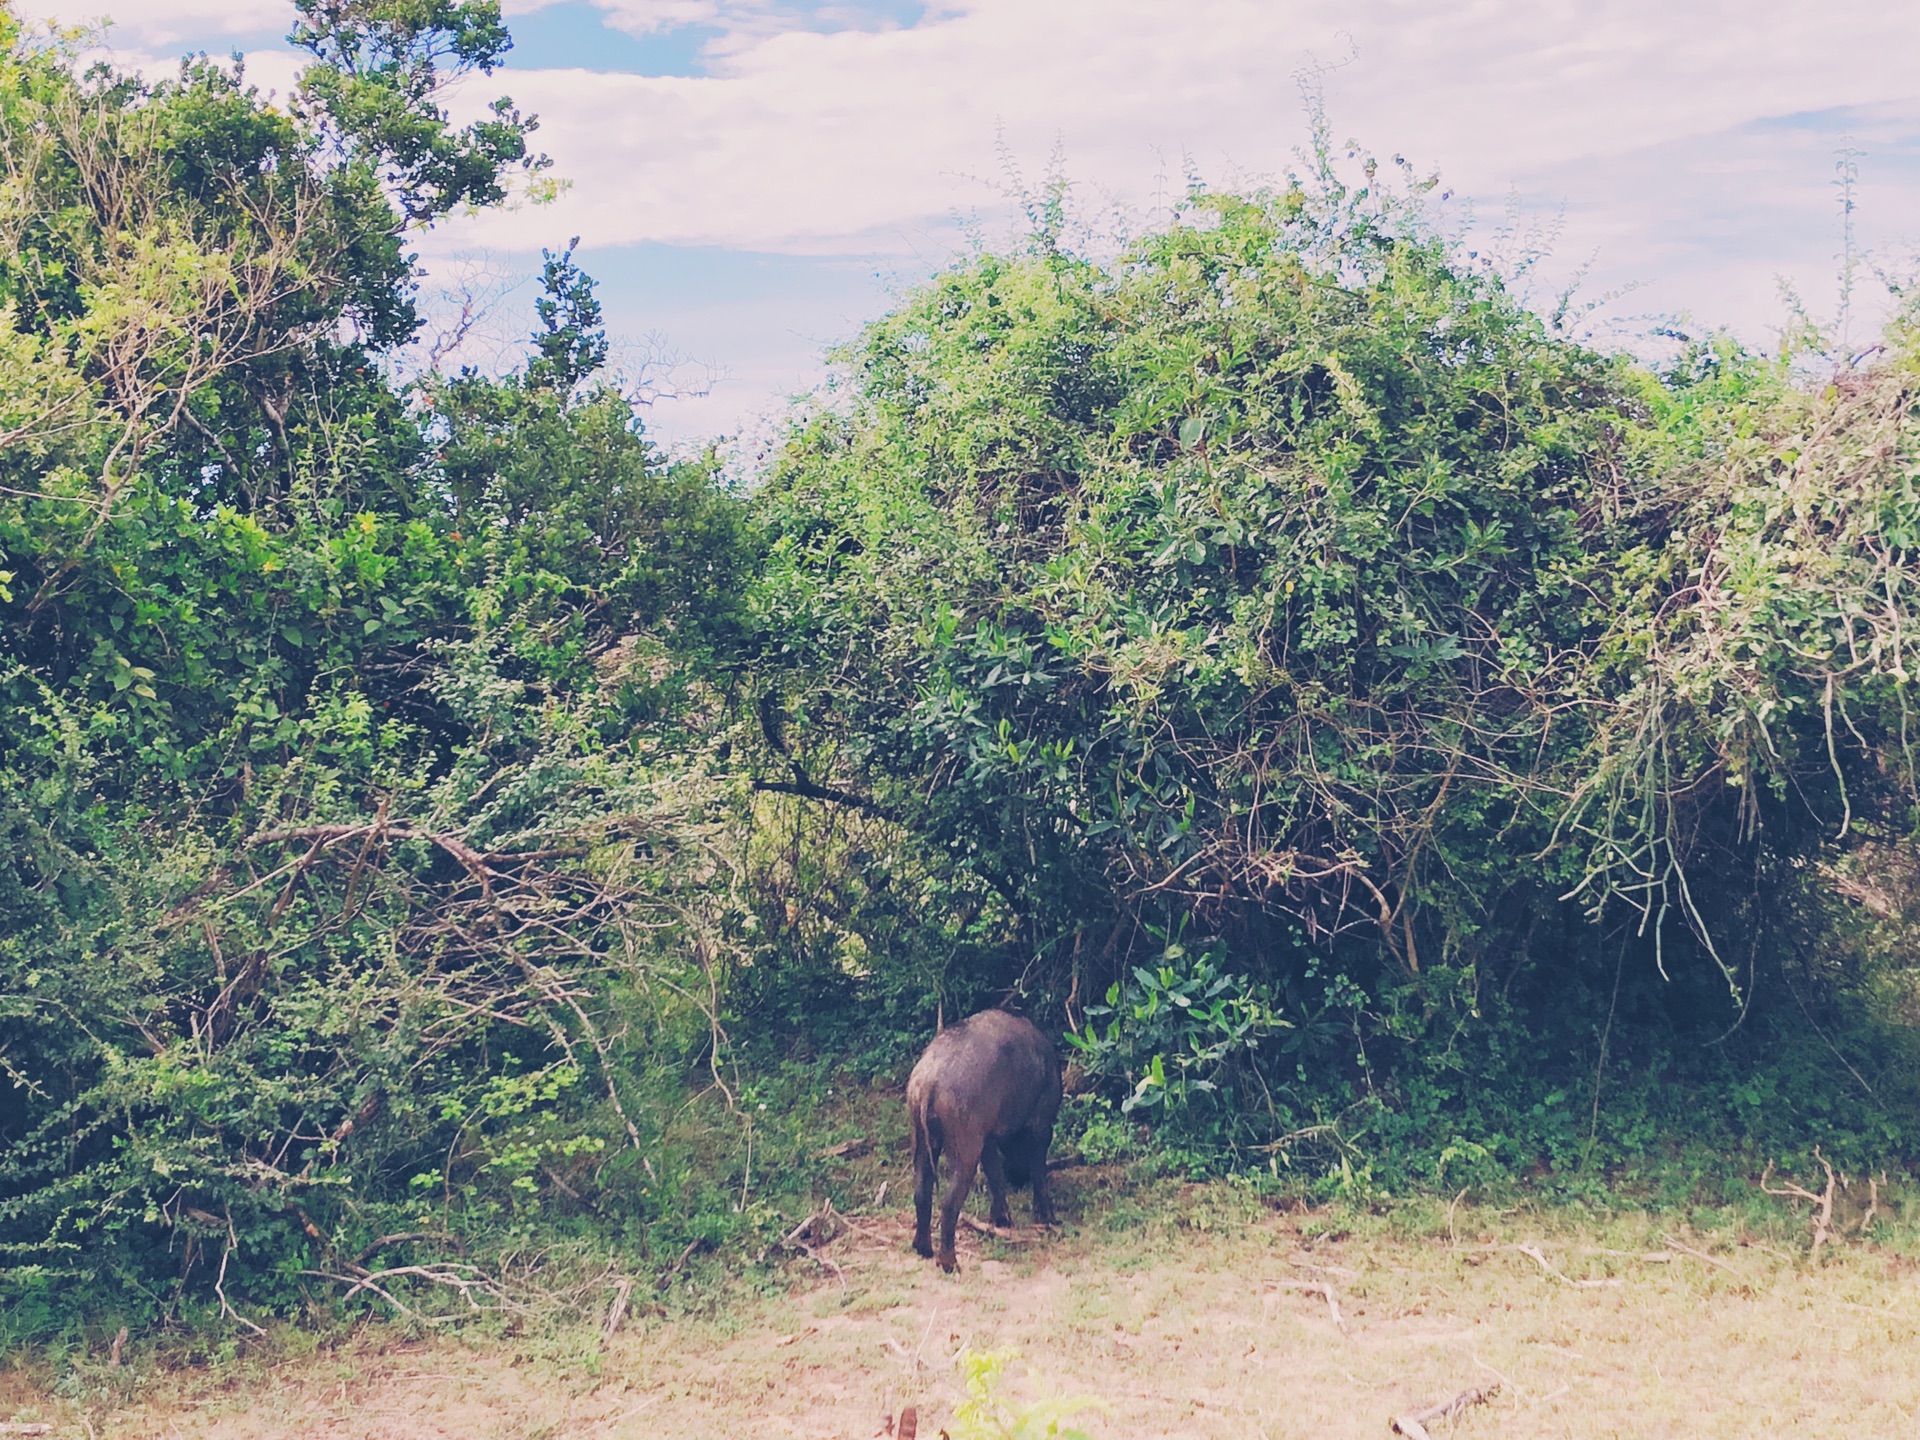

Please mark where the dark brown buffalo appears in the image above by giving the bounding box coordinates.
[906,1008,1061,1272]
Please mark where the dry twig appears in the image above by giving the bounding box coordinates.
[1267,1278,1350,1337]
[763,1209,848,1295]
[1658,1234,1749,1281]
[1860,1172,1886,1233]
[600,1278,634,1347]
[657,1236,712,1291]
[1761,1150,1841,1259]
[1512,1243,1621,1289]
[959,1215,1033,1243]
[1391,1383,1500,1439]
[216,1222,267,1336]
[814,1137,869,1160]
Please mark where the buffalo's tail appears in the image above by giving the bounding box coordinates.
[910,1093,941,1173]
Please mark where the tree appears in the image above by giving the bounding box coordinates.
[290,0,543,226]
[0,4,750,1329]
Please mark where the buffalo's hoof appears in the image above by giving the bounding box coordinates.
[912,1235,933,1259]
[937,1250,958,1274]
[989,1211,1014,1229]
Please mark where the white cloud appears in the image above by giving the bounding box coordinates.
[31,0,1920,434]
[418,0,1920,259]
[47,1,1920,263]
[502,0,949,43]
[31,0,286,48]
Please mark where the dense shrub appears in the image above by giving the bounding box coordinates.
[749,160,1920,1176]
[0,6,756,1333]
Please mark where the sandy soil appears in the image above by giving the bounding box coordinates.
[9,1177,1920,1438]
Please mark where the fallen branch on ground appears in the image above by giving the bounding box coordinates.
[302,1261,523,1324]
[1391,1383,1500,1439]
[1579,1246,1674,1263]
[1267,1278,1349,1337]
[762,1209,848,1295]
[960,1215,1034,1242]
[1761,1150,1840,1259]
[1289,1254,1358,1277]
[1512,1243,1621,1288]
[658,1236,713,1290]
[601,1277,635,1347]
[1658,1234,1749,1281]
[822,1211,893,1244]
[814,1137,869,1160]
[1861,1173,1886,1233]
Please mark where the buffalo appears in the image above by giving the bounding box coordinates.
[906,1008,1062,1272]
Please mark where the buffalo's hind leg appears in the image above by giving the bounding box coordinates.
[911,1109,938,1259]
[1030,1124,1057,1224]
[936,1133,984,1273]
[980,1139,1014,1228]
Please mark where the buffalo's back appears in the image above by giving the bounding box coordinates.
[907,1009,1061,1138]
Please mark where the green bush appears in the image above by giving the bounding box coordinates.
[748,141,1920,1186]
[1068,926,1289,1129]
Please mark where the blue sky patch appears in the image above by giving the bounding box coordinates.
[503,4,716,76]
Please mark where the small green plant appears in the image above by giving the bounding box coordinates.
[1063,1095,1135,1165]
[942,1348,1104,1440]
[1068,928,1289,1119]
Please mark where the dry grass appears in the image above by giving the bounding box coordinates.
[7,1172,1920,1438]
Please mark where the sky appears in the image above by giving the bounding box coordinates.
[32,0,1920,448]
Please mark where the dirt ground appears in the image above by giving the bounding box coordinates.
[8,1174,1920,1439]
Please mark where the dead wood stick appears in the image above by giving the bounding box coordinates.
[1390,1382,1500,1439]
[761,1211,847,1295]
[1513,1243,1620,1288]
[960,1215,1033,1242]
[657,1235,712,1290]
[791,1238,847,1296]
[1267,1278,1349,1336]
[1578,1246,1674,1262]
[601,1278,635,1348]
[1658,1234,1749,1280]
[0,1425,53,1436]
[1760,1149,1840,1259]
[814,1137,869,1160]
[1860,1173,1885,1233]
[827,1214,893,1244]
[782,1201,848,1248]
[1289,1254,1358,1276]
[897,1405,919,1440]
